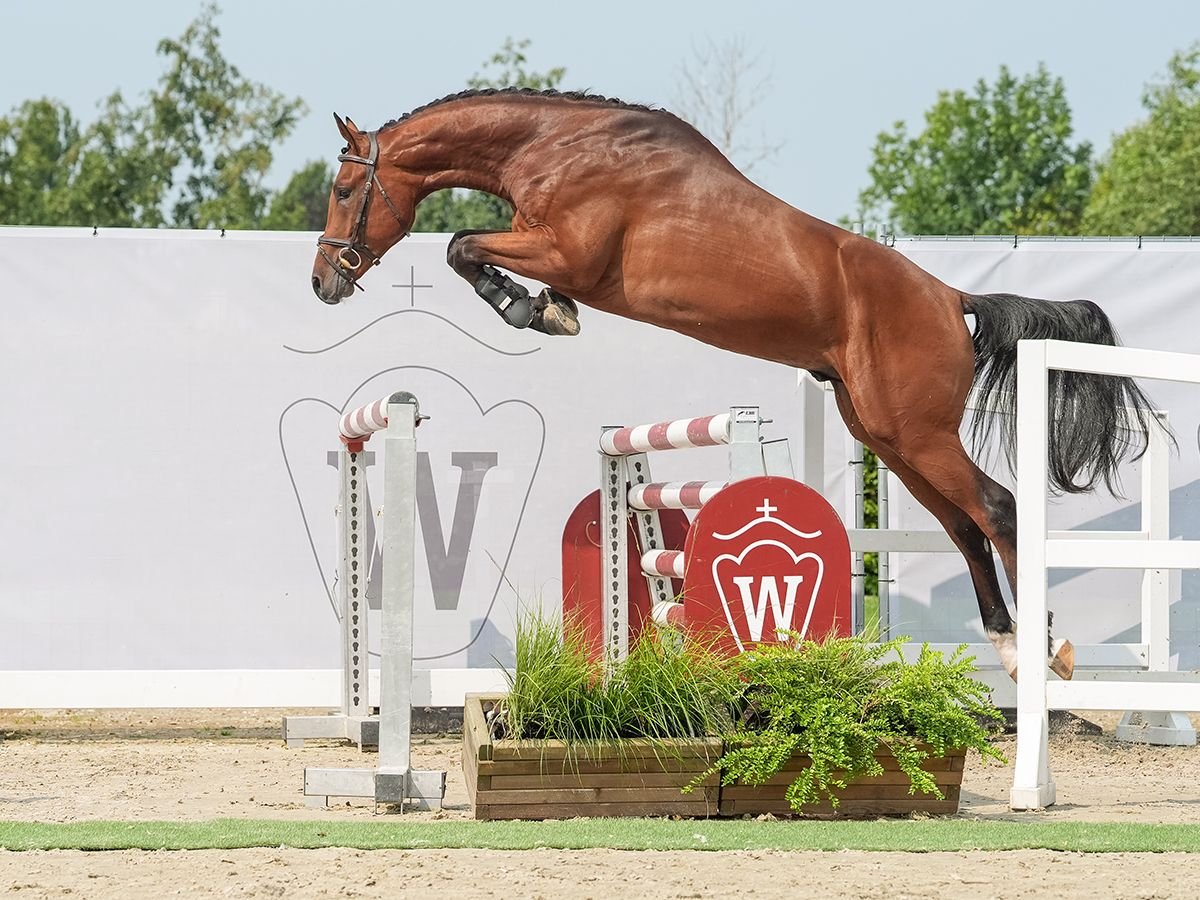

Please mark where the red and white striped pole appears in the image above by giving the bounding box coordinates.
[641,549,685,579]
[628,481,726,511]
[340,392,423,451]
[600,413,730,456]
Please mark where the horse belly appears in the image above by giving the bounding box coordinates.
[615,285,832,370]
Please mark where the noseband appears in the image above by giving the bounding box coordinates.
[316,130,408,292]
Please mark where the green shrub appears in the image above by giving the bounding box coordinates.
[704,635,1006,809]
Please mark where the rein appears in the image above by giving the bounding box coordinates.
[316,130,407,292]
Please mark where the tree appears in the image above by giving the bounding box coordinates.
[856,65,1093,235]
[0,99,82,225]
[150,4,306,229]
[0,4,305,229]
[672,36,783,173]
[1083,46,1200,235]
[263,161,332,231]
[466,37,565,92]
[411,38,565,233]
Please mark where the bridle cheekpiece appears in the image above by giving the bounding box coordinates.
[316,130,408,292]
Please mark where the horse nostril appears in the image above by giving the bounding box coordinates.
[312,275,322,296]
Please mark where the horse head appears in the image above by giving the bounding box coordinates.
[311,114,415,304]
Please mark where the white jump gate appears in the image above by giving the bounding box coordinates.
[284,392,446,809]
[1011,340,1200,809]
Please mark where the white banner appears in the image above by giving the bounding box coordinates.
[4,230,1197,706]
[0,228,805,706]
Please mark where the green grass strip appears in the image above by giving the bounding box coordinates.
[3,819,1200,853]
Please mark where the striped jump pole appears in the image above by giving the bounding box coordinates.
[600,413,731,456]
[339,392,428,450]
[629,481,726,511]
[642,549,685,579]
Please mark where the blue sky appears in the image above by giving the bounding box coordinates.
[1,0,1195,224]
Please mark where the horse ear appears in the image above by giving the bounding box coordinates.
[334,113,354,143]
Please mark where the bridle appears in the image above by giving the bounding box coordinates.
[316,130,408,292]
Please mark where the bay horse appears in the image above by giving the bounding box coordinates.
[311,88,1158,680]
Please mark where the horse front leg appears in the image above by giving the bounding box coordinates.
[446,229,582,336]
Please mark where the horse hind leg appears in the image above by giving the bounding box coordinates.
[895,436,1074,681]
[837,381,1074,681]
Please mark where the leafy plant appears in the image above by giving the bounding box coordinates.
[701,635,1005,810]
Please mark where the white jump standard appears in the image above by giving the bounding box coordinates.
[291,392,446,810]
[1011,340,1200,810]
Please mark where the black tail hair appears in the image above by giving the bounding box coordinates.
[968,292,1165,495]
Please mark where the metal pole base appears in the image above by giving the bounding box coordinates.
[281,714,378,749]
[303,766,446,810]
[1115,710,1197,746]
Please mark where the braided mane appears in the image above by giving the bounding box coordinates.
[380,87,679,131]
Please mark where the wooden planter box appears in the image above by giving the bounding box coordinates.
[717,747,965,818]
[463,694,721,820]
[463,694,965,820]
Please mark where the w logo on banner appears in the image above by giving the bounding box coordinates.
[683,477,851,657]
[714,545,824,651]
[731,573,809,643]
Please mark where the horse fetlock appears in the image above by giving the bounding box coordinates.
[986,626,1019,682]
[475,265,534,328]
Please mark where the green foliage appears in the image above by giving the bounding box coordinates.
[857,64,1092,235]
[1083,45,1200,235]
[262,161,332,231]
[498,612,735,743]
[467,37,566,92]
[411,188,513,233]
[0,4,305,229]
[149,3,306,229]
[0,95,169,227]
[412,37,567,234]
[709,636,1005,810]
[0,99,82,225]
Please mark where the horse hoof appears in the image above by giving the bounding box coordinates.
[1049,638,1075,680]
[535,290,581,336]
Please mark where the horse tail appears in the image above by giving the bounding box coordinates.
[965,291,1164,495]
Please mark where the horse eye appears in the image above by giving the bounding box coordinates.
[336,187,352,200]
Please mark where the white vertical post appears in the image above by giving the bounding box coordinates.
[849,436,866,633]
[728,406,764,481]
[1117,411,1196,745]
[376,395,418,793]
[1011,340,1055,809]
[601,450,630,669]
[877,457,891,636]
[340,449,370,720]
[799,372,826,491]
[1142,412,1171,671]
